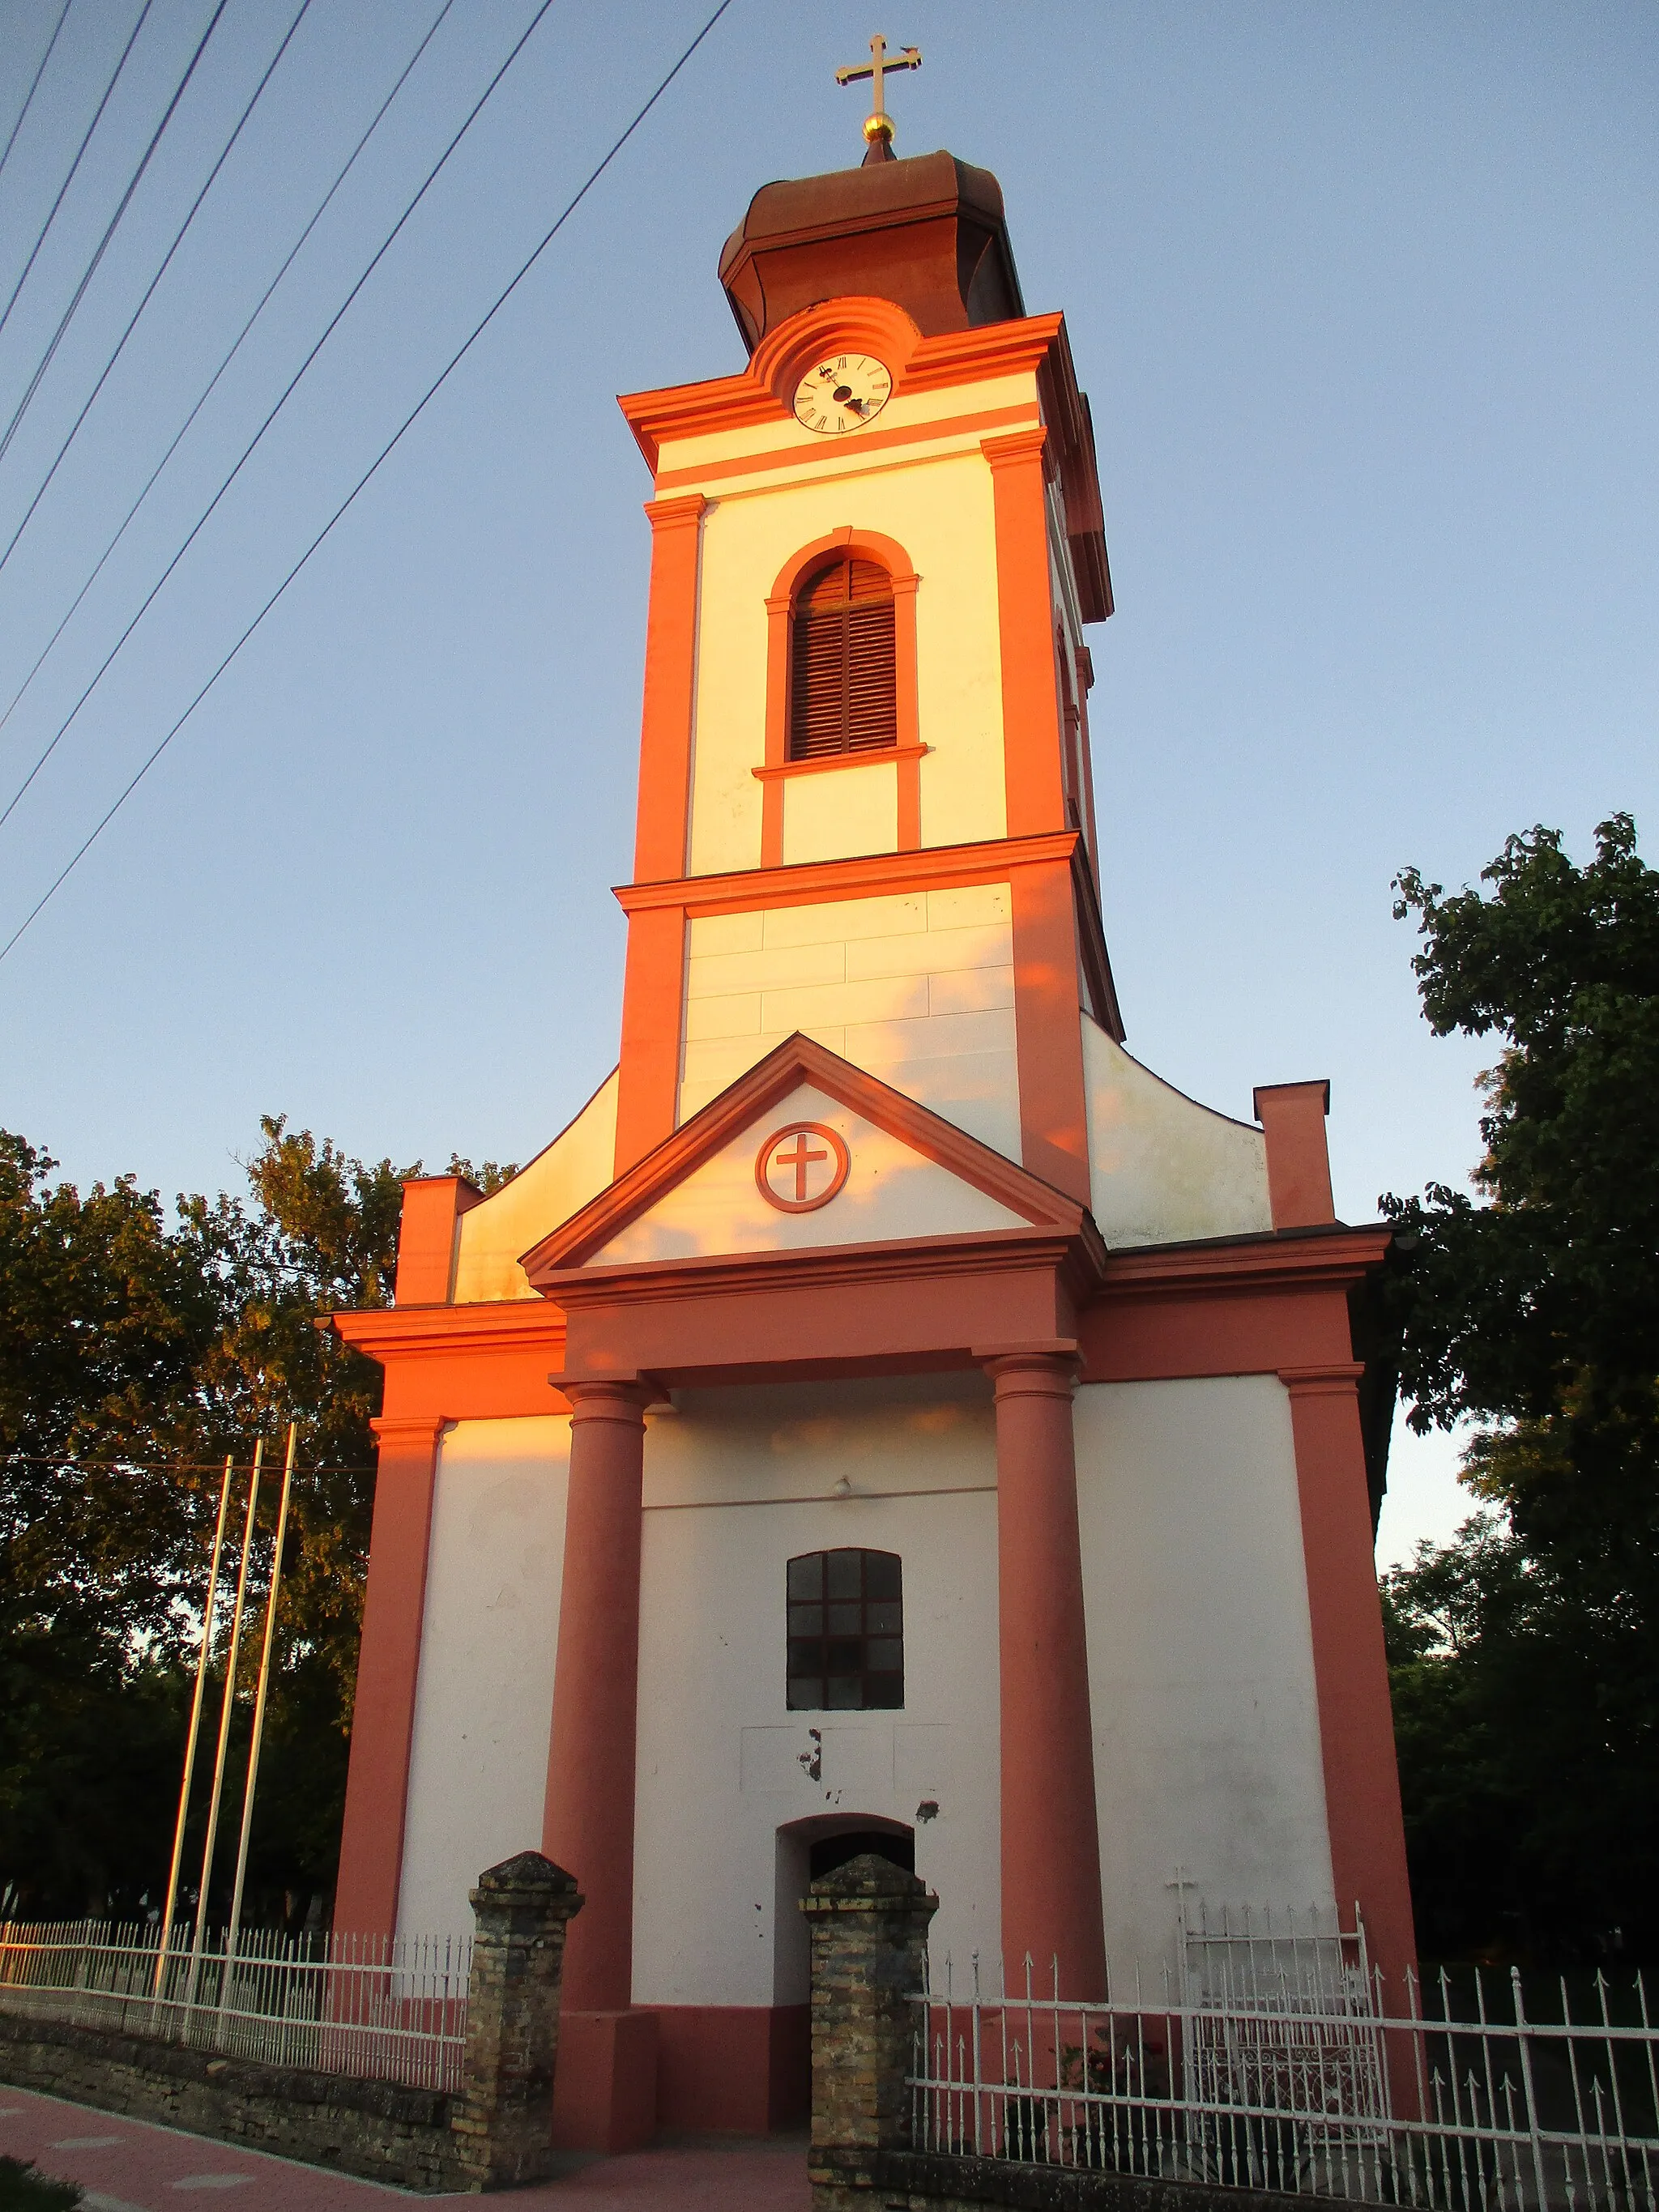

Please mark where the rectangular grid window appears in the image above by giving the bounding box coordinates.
[787,1548,903,1711]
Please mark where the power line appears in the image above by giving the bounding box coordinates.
[0,0,75,188]
[0,0,738,969]
[0,0,559,832]
[0,0,232,469]
[0,0,458,745]
[0,0,155,347]
[0,0,314,579]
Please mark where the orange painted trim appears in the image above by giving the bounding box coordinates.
[615,902,686,1178]
[544,1236,1089,1394]
[649,401,1040,496]
[894,312,1067,396]
[1283,1366,1418,1986]
[760,526,922,867]
[1078,1233,1390,1386]
[1011,856,1093,1207]
[333,1413,445,1941]
[1253,1080,1337,1229]
[752,742,929,783]
[330,1300,572,1419]
[652,2003,808,2133]
[616,305,1067,471]
[983,426,1068,840]
[631,493,705,886]
[531,1225,1389,1400]
[617,827,1081,919]
[522,1031,1092,1279]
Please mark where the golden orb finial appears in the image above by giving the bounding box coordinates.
[836,36,921,163]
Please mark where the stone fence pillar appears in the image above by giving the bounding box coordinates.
[803,1852,938,2212]
[451,1851,583,2190]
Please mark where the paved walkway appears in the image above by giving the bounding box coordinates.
[0,2087,812,2209]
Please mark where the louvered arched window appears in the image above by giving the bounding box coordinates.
[788,555,898,761]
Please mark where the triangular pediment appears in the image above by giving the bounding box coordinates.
[519,1036,1085,1284]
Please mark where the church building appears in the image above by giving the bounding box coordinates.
[330,89,1414,2155]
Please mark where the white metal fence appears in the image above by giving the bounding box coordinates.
[912,1912,1659,2211]
[0,1920,470,2094]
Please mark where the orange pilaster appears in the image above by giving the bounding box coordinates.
[612,492,704,1178]
[1282,1364,1418,1988]
[334,1414,444,1938]
[631,494,705,884]
[983,426,1068,839]
[1009,857,1092,1206]
[984,1350,1107,2001]
[614,902,685,1176]
[542,1379,658,2150]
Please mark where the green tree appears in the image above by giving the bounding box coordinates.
[0,1119,418,1921]
[1384,814,1659,1958]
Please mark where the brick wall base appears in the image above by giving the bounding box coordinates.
[0,2011,460,2193]
[872,2149,1314,2212]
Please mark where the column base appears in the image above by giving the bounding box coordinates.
[551,2007,659,2153]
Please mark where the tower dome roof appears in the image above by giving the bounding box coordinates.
[719,149,1026,355]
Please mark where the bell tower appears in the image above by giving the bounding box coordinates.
[610,134,1118,1204]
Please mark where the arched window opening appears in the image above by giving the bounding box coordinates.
[787,1548,903,1711]
[788,555,898,761]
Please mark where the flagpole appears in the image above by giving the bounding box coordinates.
[152,1455,234,1999]
[224,1423,296,1971]
[184,1438,262,2014]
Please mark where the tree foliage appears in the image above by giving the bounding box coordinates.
[1383,816,1659,1959]
[0,1118,416,1921]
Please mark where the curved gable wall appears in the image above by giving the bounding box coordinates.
[1081,1015,1271,1247]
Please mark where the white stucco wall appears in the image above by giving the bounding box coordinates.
[684,446,1008,876]
[1073,1376,1334,1974]
[780,757,898,864]
[632,1374,1003,2006]
[1081,1016,1272,1248]
[396,1417,570,1941]
[680,884,1020,1156]
[451,1072,619,1302]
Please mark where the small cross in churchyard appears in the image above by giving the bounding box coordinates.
[774,1130,828,1204]
[836,34,921,158]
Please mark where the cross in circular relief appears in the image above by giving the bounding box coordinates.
[755,1122,851,1213]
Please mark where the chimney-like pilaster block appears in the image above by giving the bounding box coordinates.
[393,1175,483,1306]
[1252,1079,1336,1230]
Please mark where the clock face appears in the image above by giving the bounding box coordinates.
[792,353,892,436]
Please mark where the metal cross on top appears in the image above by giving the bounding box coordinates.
[835,33,921,160]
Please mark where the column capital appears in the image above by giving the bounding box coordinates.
[976,1341,1081,1398]
[981,423,1049,471]
[642,490,707,532]
[369,1413,447,1451]
[1279,1360,1365,1398]
[547,1373,663,1423]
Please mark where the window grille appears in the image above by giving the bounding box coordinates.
[788,555,898,761]
[787,1547,903,1710]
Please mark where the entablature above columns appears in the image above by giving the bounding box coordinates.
[329,1210,1389,1414]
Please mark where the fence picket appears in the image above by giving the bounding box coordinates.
[0,1919,469,2093]
[909,1912,1658,2212]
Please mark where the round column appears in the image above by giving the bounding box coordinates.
[985,1350,1107,2001]
[541,1379,653,2012]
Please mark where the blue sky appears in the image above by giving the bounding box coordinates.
[1,2,1654,1562]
